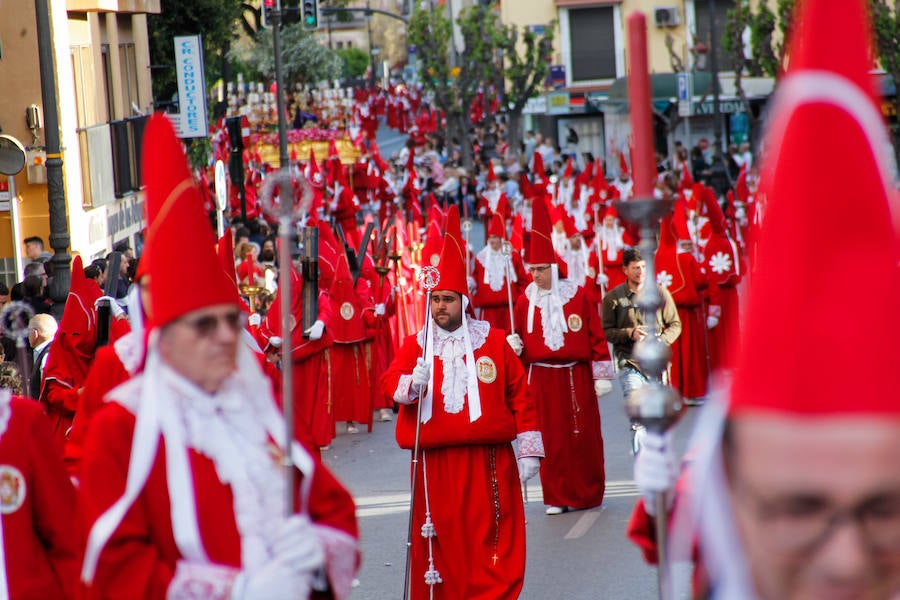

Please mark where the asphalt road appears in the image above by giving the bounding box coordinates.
[323,380,699,599]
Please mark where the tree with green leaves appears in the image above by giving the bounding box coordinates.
[870,0,900,160]
[239,26,343,87]
[492,22,555,161]
[148,0,245,106]
[408,3,496,168]
[409,3,553,168]
[337,47,370,79]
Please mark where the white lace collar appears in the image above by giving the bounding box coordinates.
[416,315,490,422]
[524,279,579,351]
[475,246,515,292]
[482,188,502,212]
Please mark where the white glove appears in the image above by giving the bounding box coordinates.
[633,431,678,517]
[374,303,386,316]
[466,276,477,296]
[411,357,430,390]
[518,456,540,483]
[596,272,609,286]
[304,320,325,340]
[248,313,262,327]
[231,516,324,600]
[506,334,524,356]
[706,315,719,329]
[95,296,125,318]
[594,379,613,397]
[268,336,283,349]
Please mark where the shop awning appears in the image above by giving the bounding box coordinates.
[593,72,721,114]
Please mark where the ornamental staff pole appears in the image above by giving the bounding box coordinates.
[615,13,684,600]
[403,266,440,600]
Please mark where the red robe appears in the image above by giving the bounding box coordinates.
[80,399,358,599]
[329,270,376,426]
[381,323,542,600]
[0,397,80,599]
[703,233,743,371]
[64,331,143,479]
[514,282,609,509]
[471,246,529,335]
[655,250,709,399]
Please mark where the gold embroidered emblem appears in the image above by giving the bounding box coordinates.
[567,313,583,332]
[430,253,441,267]
[0,466,25,514]
[475,356,497,384]
[340,302,354,320]
[587,267,596,278]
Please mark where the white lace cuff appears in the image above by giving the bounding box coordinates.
[166,560,238,600]
[708,304,722,318]
[592,360,615,380]
[314,524,359,600]
[517,431,545,458]
[394,374,416,405]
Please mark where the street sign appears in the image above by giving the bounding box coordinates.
[173,35,209,138]
[676,72,692,118]
[215,160,228,211]
[549,65,566,90]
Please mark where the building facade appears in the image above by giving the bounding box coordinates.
[0,0,158,286]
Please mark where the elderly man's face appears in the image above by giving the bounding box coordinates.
[488,236,502,252]
[727,415,900,600]
[158,303,243,393]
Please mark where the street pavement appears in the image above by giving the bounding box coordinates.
[323,380,699,599]
[348,123,699,598]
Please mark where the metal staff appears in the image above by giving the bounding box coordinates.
[403,265,440,600]
[461,219,472,277]
[1,302,35,398]
[617,12,683,600]
[259,168,314,515]
[499,241,527,503]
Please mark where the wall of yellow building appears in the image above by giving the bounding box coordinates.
[0,2,53,272]
[499,0,736,80]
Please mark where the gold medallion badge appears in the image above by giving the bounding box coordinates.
[0,466,26,514]
[430,253,441,267]
[340,302,355,320]
[587,267,596,279]
[475,356,497,384]
[567,313,583,332]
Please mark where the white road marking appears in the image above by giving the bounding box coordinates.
[352,481,639,518]
[564,508,604,539]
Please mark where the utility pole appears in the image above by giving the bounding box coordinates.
[34,0,70,320]
[367,0,375,88]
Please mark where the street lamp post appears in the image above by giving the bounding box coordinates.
[34,0,71,320]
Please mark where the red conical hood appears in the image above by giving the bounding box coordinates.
[487,213,506,239]
[486,161,497,182]
[143,118,240,329]
[730,0,900,416]
[529,197,557,265]
[434,205,469,297]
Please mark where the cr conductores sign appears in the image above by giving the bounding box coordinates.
[174,35,209,138]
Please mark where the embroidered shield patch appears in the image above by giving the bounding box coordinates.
[340,302,355,320]
[587,267,596,278]
[475,356,497,384]
[567,313,583,332]
[0,466,26,514]
[430,253,441,267]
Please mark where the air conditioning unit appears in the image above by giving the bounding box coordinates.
[654,6,681,27]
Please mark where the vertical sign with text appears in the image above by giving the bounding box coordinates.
[174,35,208,138]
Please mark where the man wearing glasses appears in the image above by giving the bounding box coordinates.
[508,198,610,516]
[628,1,900,597]
[79,115,358,600]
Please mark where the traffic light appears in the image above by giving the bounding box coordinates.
[302,0,319,30]
[260,0,275,27]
